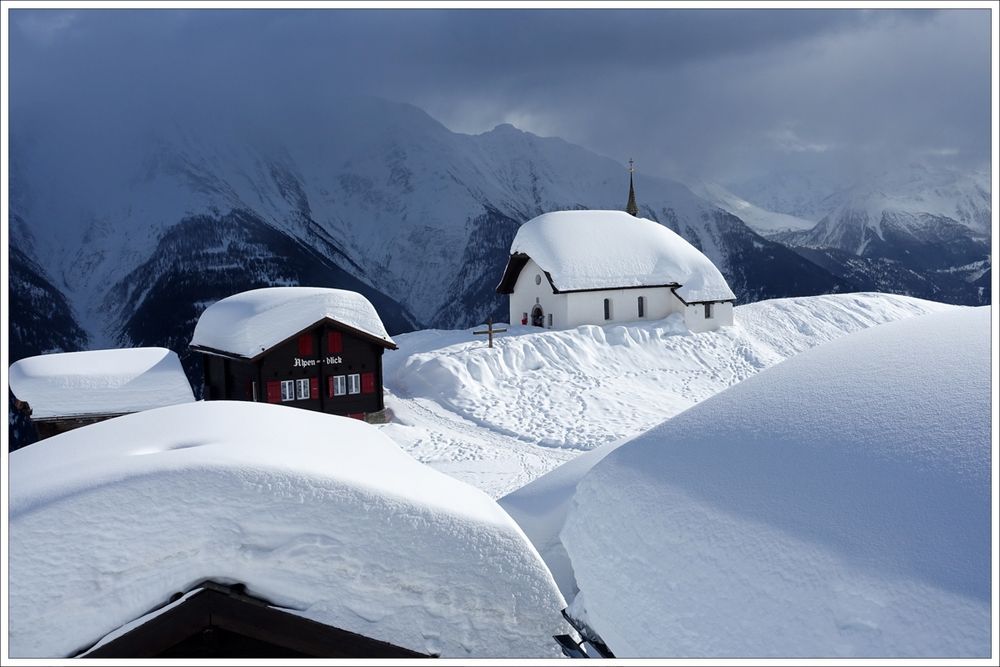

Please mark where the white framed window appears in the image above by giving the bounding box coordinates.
[280,380,296,402]
[704,303,714,319]
[296,378,311,400]
[332,375,347,396]
[348,373,361,395]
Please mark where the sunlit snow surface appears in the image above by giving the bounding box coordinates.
[8,402,567,658]
[562,307,990,657]
[382,293,953,498]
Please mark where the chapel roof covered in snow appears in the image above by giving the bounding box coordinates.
[561,307,991,657]
[8,401,567,658]
[190,287,397,359]
[8,347,195,420]
[496,210,736,303]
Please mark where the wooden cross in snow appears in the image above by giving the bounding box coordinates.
[473,317,507,348]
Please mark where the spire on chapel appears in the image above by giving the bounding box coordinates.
[625,158,639,217]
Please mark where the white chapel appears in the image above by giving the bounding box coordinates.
[496,169,736,333]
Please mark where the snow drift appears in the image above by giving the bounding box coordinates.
[387,293,953,456]
[8,401,567,658]
[561,307,991,657]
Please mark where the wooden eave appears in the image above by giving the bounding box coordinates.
[190,316,398,362]
[668,286,737,306]
[77,580,433,658]
[29,411,130,424]
[496,253,687,296]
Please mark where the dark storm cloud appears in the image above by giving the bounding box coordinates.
[9,7,992,184]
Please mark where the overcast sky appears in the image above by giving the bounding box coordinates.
[8,7,993,185]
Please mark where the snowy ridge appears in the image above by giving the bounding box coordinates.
[562,307,991,657]
[9,401,567,658]
[382,293,953,499]
[509,210,736,302]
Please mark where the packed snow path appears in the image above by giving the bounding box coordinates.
[380,293,952,497]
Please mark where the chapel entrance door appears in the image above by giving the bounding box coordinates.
[531,305,544,328]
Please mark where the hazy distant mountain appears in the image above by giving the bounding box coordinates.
[769,164,991,305]
[688,180,816,236]
[8,97,851,376]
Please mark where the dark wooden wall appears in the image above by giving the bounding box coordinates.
[202,322,387,418]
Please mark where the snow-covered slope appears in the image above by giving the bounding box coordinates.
[9,401,568,658]
[689,180,816,235]
[382,293,952,497]
[561,307,991,657]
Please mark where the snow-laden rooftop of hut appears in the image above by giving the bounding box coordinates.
[561,306,991,657]
[191,287,396,358]
[8,347,194,420]
[509,210,736,303]
[8,401,567,658]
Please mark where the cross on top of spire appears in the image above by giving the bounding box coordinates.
[626,158,639,216]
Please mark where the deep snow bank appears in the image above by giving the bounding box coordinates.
[561,307,991,657]
[8,401,567,658]
[386,293,953,453]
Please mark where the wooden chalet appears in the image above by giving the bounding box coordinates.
[190,287,398,422]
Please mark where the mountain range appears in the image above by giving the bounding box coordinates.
[7,97,991,446]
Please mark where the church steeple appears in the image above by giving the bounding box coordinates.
[625,158,639,217]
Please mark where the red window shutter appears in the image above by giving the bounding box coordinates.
[265,380,281,404]
[310,377,319,399]
[298,334,313,357]
[328,376,335,398]
[361,372,375,394]
[327,331,343,354]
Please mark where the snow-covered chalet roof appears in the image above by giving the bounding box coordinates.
[9,401,568,658]
[190,287,397,358]
[497,210,736,303]
[561,307,991,657]
[8,347,194,420]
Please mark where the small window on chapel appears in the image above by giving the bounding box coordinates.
[603,298,612,320]
[637,296,645,318]
[535,274,542,285]
[704,303,714,319]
